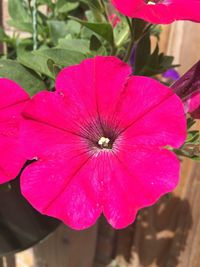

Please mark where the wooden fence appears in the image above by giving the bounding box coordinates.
[0,2,200,266]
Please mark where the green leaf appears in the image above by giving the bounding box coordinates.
[190,156,200,161]
[38,0,54,8]
[69,16,114,45]
[90,35,101,51]
[161,55,174,67]
[134,33,151,75]
[150,25,162,39]
[187,118,196,129]
[47,59,61,77]
[8,20,33,33]
[18,51,54,78]
[7,0,32,33]
[0,59,45,95]
[186,130,200,143]
[135,39,178,76]
[48,20,69,45]
[48,20,80,45]
[57,39,90,54]
[0,182,12,192]
[36,48,86,67]
[133,19,148,41]
[56,0,79,13]
[176,149,200,161]
[148,44,159,68]
[80,0,101,10]
[8,0,31,22]
[18,48,86,79]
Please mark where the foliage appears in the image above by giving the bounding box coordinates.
[0,0,177,89]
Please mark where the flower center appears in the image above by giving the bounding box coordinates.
[79,117,121,152]
[145,0,171,5]
[147,0,156,5]
[98,136,112,149]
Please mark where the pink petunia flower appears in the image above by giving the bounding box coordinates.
[112,0,200,24]
[20,56,186,230]
[0,78,29,184]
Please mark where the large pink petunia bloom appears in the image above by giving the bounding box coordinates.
[112,0,200,24]
[20,56,186,230]
[0,78,29,184]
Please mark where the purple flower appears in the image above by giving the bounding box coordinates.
[163,69,180,81]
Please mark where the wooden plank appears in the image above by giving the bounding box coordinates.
[93,217,116,267]
[176,164,200,267]
[4,255,15,267]
[15,249,34,267]
[33,223,98,267]
[0,257,4,267]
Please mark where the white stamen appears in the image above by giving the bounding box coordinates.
[98,137,110,147]
[147,1,156,5]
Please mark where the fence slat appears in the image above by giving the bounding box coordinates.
[0,258,4,267]
[4,255,16,267]
[33,224,98,267]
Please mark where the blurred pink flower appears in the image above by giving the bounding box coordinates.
[0,78,29,184]
[112,0,200,24]
[171,60,200,119]
[20,56,186,230]
[109,13,121,27]
[184,90,200,119]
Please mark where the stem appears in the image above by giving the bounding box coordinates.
[98,0,104,11]
[99,0,109,21]
[123,18,135,63]
[32,0,38,50]
[111,43,117,55]
[138,23,152,41]
[116,32,129,48]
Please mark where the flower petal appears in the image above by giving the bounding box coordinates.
[112,0,200,24]
[55,56,131,119]
[20,145,102,230]
[0,78,29,109]
[115,76,186,148]
[19,56,186,230]
[103,147,180,229]
[172,0,200,22]
[0,79,29,183]
[20,119,75,159]
[163,68,180,81]
[22,90,84,136]
[21,90,94,158]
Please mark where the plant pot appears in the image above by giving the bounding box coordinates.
[0,178,60,256]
